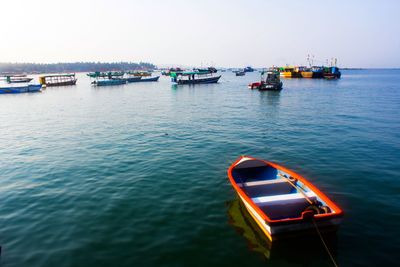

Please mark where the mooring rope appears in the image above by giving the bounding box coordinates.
[312,219,339,267]
[278,172,338,266]
[278,173,313,205]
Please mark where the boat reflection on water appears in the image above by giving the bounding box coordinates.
[258,90,281,108]
[227,199,339,264]
[170,82,220,91]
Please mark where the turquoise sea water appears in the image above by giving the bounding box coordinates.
[0,70,399,266]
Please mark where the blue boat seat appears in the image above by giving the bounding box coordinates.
[252,192,317,220]
[238,179,296,198]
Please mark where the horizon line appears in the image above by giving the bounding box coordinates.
[0,62,399,70]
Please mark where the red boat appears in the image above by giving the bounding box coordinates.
[227,156,343,241]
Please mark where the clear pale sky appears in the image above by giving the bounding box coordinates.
[1,0,399,67]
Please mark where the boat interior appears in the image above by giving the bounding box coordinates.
[232,159,329,220]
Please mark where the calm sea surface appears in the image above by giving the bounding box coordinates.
[0,70,399,267]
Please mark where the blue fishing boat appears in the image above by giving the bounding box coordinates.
[244,66,255,72]
[323,66,341,79]
[125,77,142,83]
[140,76,160,82]
[0,84,42,94]
[94,79,126,86]
[311,66,324,78]
[124,75,159,83]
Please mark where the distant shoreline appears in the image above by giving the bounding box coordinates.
[0,62,399,75]
[341,68,400,70]
[0,62,157,75]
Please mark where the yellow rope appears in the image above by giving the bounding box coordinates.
[278,173,337,266]
[312,219,339,267]
[278,173,313,205]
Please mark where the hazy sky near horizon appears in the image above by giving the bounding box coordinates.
[1,0,399,67]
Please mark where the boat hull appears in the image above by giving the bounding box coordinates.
[125,76,160,83]
[45,79,77,87]
[176,75,221,85]
[140,76,160,82]
[323,73,341,79]
[238,194,341,240]
[125,77,142,83]
[248,82,262,89]
[7,78,33,83]
[258,82,283,91]
[301,71,313,78]
[292,71,302,78]
[312,71,323,78]
[280,71,292,78]
[95,79,126,86]
[0,84,42,94]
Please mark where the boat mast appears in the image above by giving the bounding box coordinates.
[307,54,314,68]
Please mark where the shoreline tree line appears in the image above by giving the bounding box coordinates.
[0,62,157,74]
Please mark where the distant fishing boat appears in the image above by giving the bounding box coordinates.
[248,70,283,91]
[161,68,184,76]
[94,79,126,86]
[227,156,343,241]
[39,74,77,87]
[323,67,341,79]
[292,67,303,78]
[194,67,218,73]
[0,84,42,94]
[279,66,312,78]
[279,67,294,78]
[140,76,160,82]
[299,67,313,78]
[126,71,152,77]
[125,76,142,83]
[88,71,128,86]
[6,76,33,83]
[87,71,125,78]
[170,71,220,85]
[244,66,255,72]
[300,71,313,78]
[124,72,160,83]
[311,66,324,78]
[235,71,245,76]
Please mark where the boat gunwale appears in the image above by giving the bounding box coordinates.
[227,155,343,226]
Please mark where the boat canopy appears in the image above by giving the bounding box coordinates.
[126,70,151,74]
[170,71,210,77]
[40,73,75,78]
[87,71,124,78]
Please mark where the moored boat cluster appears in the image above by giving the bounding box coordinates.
[0,57,342,93]
[276,65,341,79]
[87,71,160,86]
